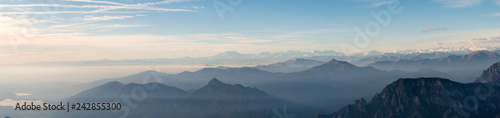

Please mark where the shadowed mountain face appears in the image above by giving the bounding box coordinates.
[61,78,322,118]
[475,61,500,84]
[318,78,500,118]
[255,59,325,73]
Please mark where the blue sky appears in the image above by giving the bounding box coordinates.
[0,0,500,64]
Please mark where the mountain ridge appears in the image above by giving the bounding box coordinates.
[318,77,500,118]
[63,78,323,118]
[475,61,500,84]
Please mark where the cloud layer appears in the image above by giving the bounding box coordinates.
[468,36,500,44]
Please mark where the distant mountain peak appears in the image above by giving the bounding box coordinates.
[217,51,241,56]
[102,81,125,87]
[321,59,357,68]
[302,58,378,73]
[130,70,167,77]
[468,51,497,57]
[326,59,340,63]
[255,59,325,73]
[289,58,312,62]
[208,78,227,86]
[144,70,160,73]
[326,59,352,65]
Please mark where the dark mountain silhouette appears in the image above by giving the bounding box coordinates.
[318,78,500,118]
[255,59,325,73]
[256,59,397,111]
[61,78,322,118]
[475,61,500,84]
[179,78,323,118]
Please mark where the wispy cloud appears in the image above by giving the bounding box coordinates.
[64,0,128,6]
[434,0,482,8]
[422,28,447,33]
[468,36,500,44]
[100,24,148,28]
[0,0,195,15]
[0,0,196,43]
[183,5,205,9]
[82,15,134,21]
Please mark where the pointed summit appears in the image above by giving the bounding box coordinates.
[304,59,360,72]
[325,59,354,66]
[102,81,125,87]
[208,78,227,86]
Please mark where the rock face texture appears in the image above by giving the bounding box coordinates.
[476,61,500,84]
[318,78,500,118]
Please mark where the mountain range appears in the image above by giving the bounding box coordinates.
[318,61,500,118]
[371,51,500,82]
[64,60,500,118]
[5,53,497,118]
[78,58,453,112]
[27,49,500,67]
[371,51,500,71]
[354,52,451,65]
[255,59,325,73]
[58,78,322,118]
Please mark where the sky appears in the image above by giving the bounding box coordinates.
[0,0,500,64]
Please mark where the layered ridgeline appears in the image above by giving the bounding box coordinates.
[255,59,325,73]
[318,78,500,118]
[475,61,500,84]
[58,78,322,118]
[371,51,500,71]
[370,51,500,82]
[82,59,451,111]
[355,52,451,64]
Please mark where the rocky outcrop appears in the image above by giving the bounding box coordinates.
[319,78,500,118]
